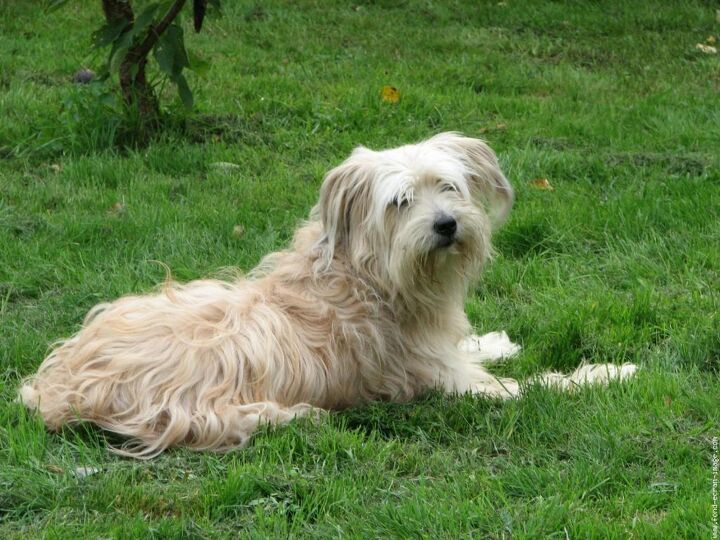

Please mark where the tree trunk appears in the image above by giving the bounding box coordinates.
[101,0,186,129]
[101,0,159,124]
[119,53,160,126]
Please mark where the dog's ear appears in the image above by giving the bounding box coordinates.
[430,132,514,229]
[314,153,373,265]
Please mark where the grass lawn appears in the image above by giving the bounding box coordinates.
[1,0,719,537]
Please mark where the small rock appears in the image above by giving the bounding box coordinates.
[72,69,95,84]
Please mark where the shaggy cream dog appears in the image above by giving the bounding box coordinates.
[20,133,636,457]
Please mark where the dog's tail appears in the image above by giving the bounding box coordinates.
[20,358,317,458]
[18,380,40,409]
[20,303,116,423]
[18,338,83,431]
[19,334,319,458]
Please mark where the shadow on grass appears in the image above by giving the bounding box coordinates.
[6,80,274,162]
[334,391,505,445]
[494,219,566,259]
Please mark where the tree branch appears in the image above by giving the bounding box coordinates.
[132,0,187,61]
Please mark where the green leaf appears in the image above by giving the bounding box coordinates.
[109,44,130,74]
[158,0,178,13]
[154,41,175,77]
[91,19,130,49]
[175,73,194,108]
[153,23,189,78]
[187,50,211,76]
[113,23,137,51]
[128,2,160,41]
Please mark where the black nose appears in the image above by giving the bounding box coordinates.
[433,215,457,237]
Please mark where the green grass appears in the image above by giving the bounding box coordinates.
[1,0,719,537]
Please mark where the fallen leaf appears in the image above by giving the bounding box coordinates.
[45,464,64,474]
[380,85,400,104]
[649,482,677,493]
[707,35,717,45]
[49,164,61,173]
[478,123,507,134]
[530,178,554,191]
[695,43,717,54]
[73,466,100,479]
[232,224,245,238]
[209,161,241,171]
[109,201,126,215]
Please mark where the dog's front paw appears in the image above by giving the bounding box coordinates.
[459,331,521,362]
[569,363,638,385]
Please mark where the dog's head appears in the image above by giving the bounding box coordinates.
[314,132,513,301]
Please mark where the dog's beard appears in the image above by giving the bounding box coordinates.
[382,209,490,314]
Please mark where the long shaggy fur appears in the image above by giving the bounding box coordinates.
[20,133,636,457]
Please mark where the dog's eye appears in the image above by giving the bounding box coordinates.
[440,184,457,193]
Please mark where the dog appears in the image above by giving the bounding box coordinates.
[20,133,636,457]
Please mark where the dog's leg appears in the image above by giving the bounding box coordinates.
[442,357,637,402]
[534,363,638,390]
[458,331,521,363]
[109,401,319,458]
[202,400,319,447]
[473,373,521,399]
[439,357,522,399]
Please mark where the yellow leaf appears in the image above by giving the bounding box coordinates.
[108,201,126,216]
[530,178,554,191]
[479,123,507,134]
[380,85,400,104]
[707,35,717,45]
